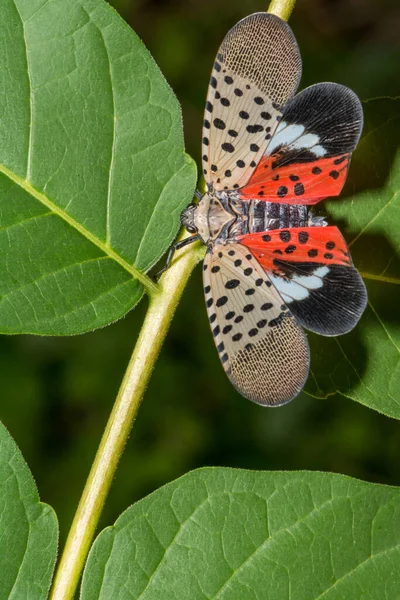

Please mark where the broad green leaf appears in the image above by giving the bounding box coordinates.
[0,0,196,335]
[81,467,400,600]
[0,420,58,598]
[305,98,400,418]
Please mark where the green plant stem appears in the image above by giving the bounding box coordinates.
[267,0,296,20]
[50,1,295,597]
[49,231,204,600]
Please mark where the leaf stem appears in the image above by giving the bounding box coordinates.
[267,0,296,20]
[49,231,204,600]
[49,1,295,597]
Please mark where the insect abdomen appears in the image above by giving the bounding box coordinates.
[248,201,309,232]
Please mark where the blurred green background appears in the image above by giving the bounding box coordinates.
[1,0,399,544]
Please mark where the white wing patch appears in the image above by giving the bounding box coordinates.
[270,266,330,303]
[202,13,301,192]
[203,244,309,406]
[266,122,327,157]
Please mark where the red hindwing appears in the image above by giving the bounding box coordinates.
[236,226,351,273]
[238,154,349,205]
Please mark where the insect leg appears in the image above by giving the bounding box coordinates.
[156,234,201,278]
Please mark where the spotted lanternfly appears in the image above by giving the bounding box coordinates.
[173,12,367,406]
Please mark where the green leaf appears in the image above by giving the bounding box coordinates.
[0,0,196,335]
[0,420,58,598]
[81,467,400,599]
[305,98,400,419]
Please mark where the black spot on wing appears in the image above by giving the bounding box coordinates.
[214,118,225,130]
[294,183,305,196]
[277,186,288,198]
[298,231,309,244]
[222,143,235,153]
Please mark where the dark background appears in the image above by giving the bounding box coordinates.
[1,0,399,543]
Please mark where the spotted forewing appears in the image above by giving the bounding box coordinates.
[202,13,301,191]
[203,244,309,406]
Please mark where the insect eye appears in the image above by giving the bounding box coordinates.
[186,225,198,234]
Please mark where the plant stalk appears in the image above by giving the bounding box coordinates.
[49,232,204,600]
[267,0,296,21]
[49,0,295,596]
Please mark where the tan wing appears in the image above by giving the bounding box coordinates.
[202,13,301,192]
[203,244,310,406]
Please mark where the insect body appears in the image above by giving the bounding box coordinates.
[179,13,367,406]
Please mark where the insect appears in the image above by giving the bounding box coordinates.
[174,12,367,406]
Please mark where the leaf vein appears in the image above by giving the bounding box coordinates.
[12,0,33,180]
[135,161,190,267]
[0,255,111,298]
[368,301,400,355]
[334,337,377,399]
[213,495,337,599]
[349,190,400,249]
[134,495,211,599]
[313,546,400,600]
[0,211,52,234]
[0,163,158,294]
[91,17,117,247]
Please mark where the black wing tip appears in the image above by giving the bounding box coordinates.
[289,264,368,336]
[283,82,364,152]
[320,272,368,336]
[307,82,363,125]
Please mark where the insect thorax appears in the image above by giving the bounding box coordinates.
[183,191,326,244]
